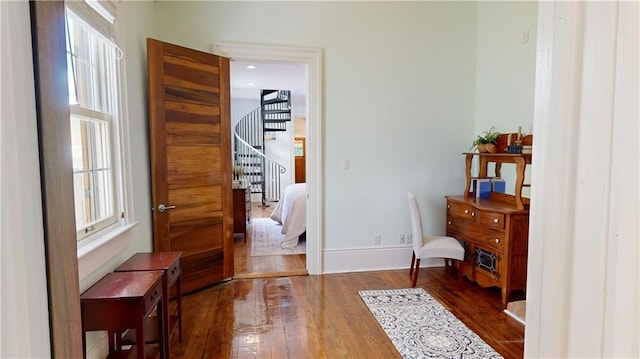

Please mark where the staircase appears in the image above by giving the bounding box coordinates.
[233,90,292,205]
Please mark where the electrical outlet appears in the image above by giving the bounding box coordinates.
[374,235,381,245]
[406,234,412,243]
[400,234,405,244]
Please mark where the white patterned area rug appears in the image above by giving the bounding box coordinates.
[250,218,305,257]
[358,288,503,359]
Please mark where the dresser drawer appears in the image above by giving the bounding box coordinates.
[448,217,504,252]
[143,280,163,315]
[447,201,476,220]
[167,257,181,286]
[476,211,505,230]
[474,230,505,252]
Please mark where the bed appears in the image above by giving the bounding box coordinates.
[270,183,306,248]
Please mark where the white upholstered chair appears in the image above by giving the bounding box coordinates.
[407,192,465,287]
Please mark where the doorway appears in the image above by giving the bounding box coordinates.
[214,42,323,277]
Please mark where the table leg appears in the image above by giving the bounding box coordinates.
[177,274,183,341]
[162,276,170,359]
[137,313,145,359]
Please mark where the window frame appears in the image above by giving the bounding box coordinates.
[64,0,134,249]
[70,105,118,239]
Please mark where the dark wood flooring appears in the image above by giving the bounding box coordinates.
[168,201,524,358]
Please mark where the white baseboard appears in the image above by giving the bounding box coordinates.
[323,245,444,274]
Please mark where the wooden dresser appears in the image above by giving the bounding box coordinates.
[446,194,529,306]
[446,152,531,306]
[233,182,251,242]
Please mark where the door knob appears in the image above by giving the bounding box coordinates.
[157,204,176,212]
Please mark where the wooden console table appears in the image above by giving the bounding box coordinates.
[80,270,164,359]
[114,252,182,359]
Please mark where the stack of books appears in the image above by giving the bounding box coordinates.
[472,178,506,199]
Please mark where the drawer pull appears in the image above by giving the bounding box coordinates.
[464,209,469,214]
[471,212,475,217]
[493,218,499,224]
[495,238,500,243]
[448,221,451,225]
[447,204,450,209]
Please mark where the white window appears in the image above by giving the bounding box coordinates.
[65,0,129,244]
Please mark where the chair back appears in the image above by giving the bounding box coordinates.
[407,192,423,253]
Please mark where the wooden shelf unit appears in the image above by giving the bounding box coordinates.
[463,152,531,210]
[446,151,531,307]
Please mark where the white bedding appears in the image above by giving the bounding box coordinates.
[270,183,306,248]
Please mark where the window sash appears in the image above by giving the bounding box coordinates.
[65,0,116,41]
[66,1,123,243]
[66,10,117,112]
[71,111,117,239]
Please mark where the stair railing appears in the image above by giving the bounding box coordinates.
[234,108,286,205]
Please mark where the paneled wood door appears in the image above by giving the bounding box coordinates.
[294,137,306,183]
[147,38,233,293]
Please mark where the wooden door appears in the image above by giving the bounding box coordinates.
[147,38,233,293]
[294,137,306,183]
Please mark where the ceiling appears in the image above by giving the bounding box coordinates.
[229,61,307,112]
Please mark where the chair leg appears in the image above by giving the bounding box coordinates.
[411,258,421,287]
[457,259,464,289]
[409,252,416,277]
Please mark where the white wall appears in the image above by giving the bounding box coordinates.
[474,1,538,196]
[231,98,260,129]
[0,2,51,357]
[475,2,538,135]
[153,1,478,251]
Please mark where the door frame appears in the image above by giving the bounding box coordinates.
[213,42,323,274]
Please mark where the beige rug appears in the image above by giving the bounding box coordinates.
[250,218,306,256]
[359,288,503,358]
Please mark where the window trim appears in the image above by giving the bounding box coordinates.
[77,222,137,282]
[64,0,135,263]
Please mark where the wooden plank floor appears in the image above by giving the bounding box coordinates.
[168,268,525,358]
[233,202,307,279]
[169,202,524,358]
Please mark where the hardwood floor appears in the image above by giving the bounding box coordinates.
[233,202,307,279]
[168,268,525,358]
[180,202,525,358]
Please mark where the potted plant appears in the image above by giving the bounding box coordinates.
[232,166,245,181]
[471,127,500,153]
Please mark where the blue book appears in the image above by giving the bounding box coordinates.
[492,178,506,193]
[476,179,492,199]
